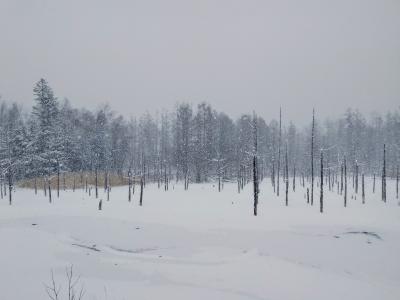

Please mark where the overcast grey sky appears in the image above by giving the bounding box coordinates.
[0,0,399,123]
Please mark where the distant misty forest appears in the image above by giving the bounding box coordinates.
[0,78,399,188]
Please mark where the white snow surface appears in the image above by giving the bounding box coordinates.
[1,180,399,300]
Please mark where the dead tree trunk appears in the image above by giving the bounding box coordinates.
[362,173,365,204]
[104,170,108,191]
[48,178,52,204]
[253,113,259,216]
[320,150,323,213]
[285,144,289,206]
[292,165,296,192]
[164,164,168,191]
[139,176,144,206]
[57,166,60,198]
[128,170,132,202]
[373,173,375,193]
[218,161,221,192]
[106,172,110,201]
[272,160,275,193]
[396,166,399,200]
[344,157,347,207]
[95,168,98,199]
[328,166,331,191]
[8,170,12,205]
[382,144,386,202]
[253,155,258,216]
[355,162,359,194]
[311,109,315,206]
[340,163,343,195]
[277,108,281,196]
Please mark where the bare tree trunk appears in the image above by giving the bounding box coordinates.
[311,109,315,206]
[164,164,168,191]
[253,113,259,216]
[48,178,52,204]
[95,168,98,199]
[307,187,309,204]
[104,170,107,191]
[128,170,132,202]
[292,165,296,192]
[328,167,331,191]
[272,161,275,193]
[355,162,359,194]
[140,176,144,206]
[157,158,161,189]
[253,155,258,216]
[340,163,343,195]
[373,173,375,193]
[382,144,386,202]
[80,172,83,189]
[320,150,323,213]
[285,144,289,206]
[34,177,37,195]
[8,170,12,205]
[57,166,60,198]
[143,158,146,187]
[362,174,365,204]
[396,166,399,200]
[217,159,221,192]
[277,108,281,196]
[344,157,347,207]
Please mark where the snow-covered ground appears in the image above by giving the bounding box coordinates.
[0,179,399,300]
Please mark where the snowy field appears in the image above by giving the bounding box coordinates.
[0,179,399,300]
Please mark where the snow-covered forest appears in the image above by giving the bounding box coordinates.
[1,79,400,300]
[1,78,399,195]
[1,0,400,298]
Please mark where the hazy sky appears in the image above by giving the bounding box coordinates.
[1,0,399,123]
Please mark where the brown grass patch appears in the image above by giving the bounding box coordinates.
[16,172,138,189]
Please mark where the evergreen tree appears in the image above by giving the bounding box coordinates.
[29,78,62,178]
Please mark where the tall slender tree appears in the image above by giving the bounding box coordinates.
[320,149,324,213]
[277,108,281,196]
[252,113,259,216]
[311,109,315,205]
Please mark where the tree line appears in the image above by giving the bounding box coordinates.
[0,79,399,199]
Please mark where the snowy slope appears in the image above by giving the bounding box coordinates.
[0,179,399,300]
